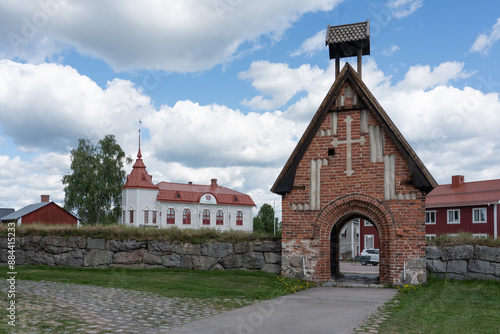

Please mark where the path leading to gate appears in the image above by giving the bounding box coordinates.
[5,280,397,334]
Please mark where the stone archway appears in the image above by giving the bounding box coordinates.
[313,194,395,283]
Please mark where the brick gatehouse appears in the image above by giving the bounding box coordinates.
[271,63,437,285]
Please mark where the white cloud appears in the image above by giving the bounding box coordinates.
[291,29,326,57]
[239,60,326,111]
[0,60,152,153]
[470,18,500,55]
[387,0,423,19]
[382,44,400,56]
[0,0,342,73]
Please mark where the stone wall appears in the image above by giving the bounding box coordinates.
[424,245,500,281]
[0,236,281,273]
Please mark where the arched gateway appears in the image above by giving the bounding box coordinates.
[271,21,437,285]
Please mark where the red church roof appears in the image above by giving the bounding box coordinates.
[122,143,158,190]
[426,175,500,208]
[156,179,255,206]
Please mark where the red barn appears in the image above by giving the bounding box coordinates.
[0,195,78,226]
[425,175,500,240]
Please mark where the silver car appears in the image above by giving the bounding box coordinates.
[360,248,379,266]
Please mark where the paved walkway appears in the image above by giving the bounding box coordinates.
[4,280,397,333]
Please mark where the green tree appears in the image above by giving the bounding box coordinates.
[253,203,276,234]
[62,135,132,225]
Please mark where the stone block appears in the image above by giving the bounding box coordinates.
[234,242,253,254]
[142,252,163,265]
[15,249,26,265]
[25,251,55,266]
[191,256,218,270]
[441,245,474,260]
[468,259,491,274]
[54,250,84,267]
[107,240,147,252]
[447,260,467,274]
[423,246,441,259]
[262,263,281,274]
[474,246,500,262]
[202,242,233,258]
[45,236,69,247]
[254,241,281,252]
[148,241,175,254]
[242,252,265,269]
[20,236,46,251]
[68,236,86,249]
[407,258,425,269]
[45,246,74,254]
[113,249,146,264]
[177,243,202,255]
[210,263,225,271]
[84,249,112,266]
[288,256,304,268]
[0,238,7,248]
[180,255,193,269]
[162,253,182,268]
[264,252,281,264]
[220,255,242,269]
[427,259,447,273]
[466,272,498,281]
[492,263,500,277]
[86,238,105,250]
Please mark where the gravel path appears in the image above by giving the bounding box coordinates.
[2,280,248,333]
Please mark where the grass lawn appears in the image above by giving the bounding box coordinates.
[6,265,309,300]
[377,278,500,334]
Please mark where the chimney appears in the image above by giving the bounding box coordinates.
[41,195,50,203]
[188,181,193,185]
[210,178,218,187]
[451,175,464,188]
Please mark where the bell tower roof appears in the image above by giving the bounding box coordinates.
[123,129,157,190]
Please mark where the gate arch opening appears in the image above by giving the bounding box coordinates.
[314,194,395,283]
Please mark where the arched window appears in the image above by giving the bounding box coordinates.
[183,209,191,225]
[129,210,134,224]
[144,210,149,224]
[203,209,210,225]
[216,210,224,225]
[167,208,175,224]
[236,210,243,226]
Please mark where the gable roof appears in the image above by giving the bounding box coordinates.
[0,202,50,221]
[0,208,15,219]
[156,182,255,206]
[271,63,437,195]
[426,178,500,208]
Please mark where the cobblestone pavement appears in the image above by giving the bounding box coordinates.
[2,280,249,333]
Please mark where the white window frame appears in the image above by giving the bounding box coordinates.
[473,233,488,239]
[472,208,487,224]
[447,209,460,224]
[364,234,374,249]
[425,234,436,241]
[363,220,372,227]
[425,210,436,225]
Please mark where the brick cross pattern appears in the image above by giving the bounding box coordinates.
[331,115,365,176]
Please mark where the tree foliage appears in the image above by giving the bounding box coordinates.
[62,135,131,225]
[253,203,278,234]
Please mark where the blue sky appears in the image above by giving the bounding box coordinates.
[1,0,500,218]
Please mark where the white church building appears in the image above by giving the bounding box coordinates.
[121,144,255,231]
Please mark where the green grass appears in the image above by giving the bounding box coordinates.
[378,278,500,334]
[426,232,500,247]
[7,265,307,300]
[0,224,280,243]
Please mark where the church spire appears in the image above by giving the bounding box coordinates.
[137,120,142,159]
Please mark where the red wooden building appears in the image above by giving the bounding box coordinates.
[0,195,79,226]
[425,175,500,240]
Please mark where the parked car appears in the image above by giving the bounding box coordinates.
[360,248,379,266]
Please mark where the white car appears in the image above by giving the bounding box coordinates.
[360,248,379,266]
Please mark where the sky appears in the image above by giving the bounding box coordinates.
[1,0,500,220]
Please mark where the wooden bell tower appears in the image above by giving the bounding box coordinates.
[326,20,370,79]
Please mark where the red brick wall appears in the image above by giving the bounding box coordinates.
[281,83,427,285]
